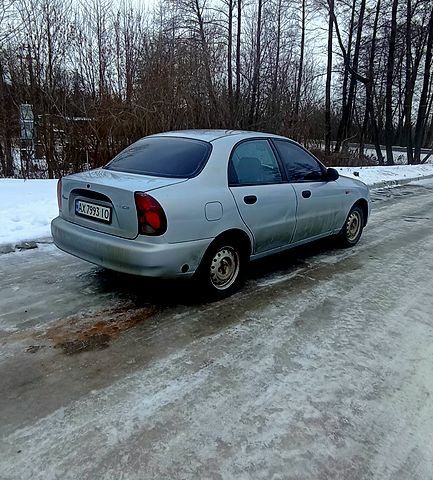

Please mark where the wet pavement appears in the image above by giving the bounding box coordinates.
[1,180,433,479]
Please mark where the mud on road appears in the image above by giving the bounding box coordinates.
[1,180,433,479]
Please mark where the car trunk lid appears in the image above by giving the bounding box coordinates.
[60,169,185,239]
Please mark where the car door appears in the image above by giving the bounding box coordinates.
[228,139,297,254]
[272,139,343,243]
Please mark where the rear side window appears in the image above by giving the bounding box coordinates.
[104,137,212,178]
[273,140,325,182]
[229,139,283,186]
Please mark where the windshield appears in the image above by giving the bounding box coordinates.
[104,136,212,178]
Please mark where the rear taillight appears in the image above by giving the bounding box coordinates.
[57,178,62,210]
[134,192,167,236]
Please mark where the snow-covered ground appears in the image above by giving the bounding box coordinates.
[1,164,433,247]
[337,164,433,186]
[0,179,58,246]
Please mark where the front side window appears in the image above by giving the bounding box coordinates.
[228,140,283,186]
[104,137,211,178]
[273,140,324,182]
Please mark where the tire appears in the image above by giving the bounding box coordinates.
[338,205,365,247]
[196,238,247,299]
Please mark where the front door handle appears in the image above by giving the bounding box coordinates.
[302,190,311,198]
[244,195,257,204]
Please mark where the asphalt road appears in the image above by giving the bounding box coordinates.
[1,180,433,479]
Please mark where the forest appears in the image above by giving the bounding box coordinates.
[1,0,433,178]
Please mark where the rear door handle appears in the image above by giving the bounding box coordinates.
[244,195,257,204]
[302,190,311,198]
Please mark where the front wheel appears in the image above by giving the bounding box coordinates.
[196,240,246,299]
[338,206,365,247]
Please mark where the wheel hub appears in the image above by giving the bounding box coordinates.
[347,211,361,241]
[210,247,240,290]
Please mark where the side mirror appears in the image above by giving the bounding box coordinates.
[325,167,339,181]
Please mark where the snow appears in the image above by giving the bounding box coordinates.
[1,163,433,247]
[0,179,58,246]
[337,164,433,186]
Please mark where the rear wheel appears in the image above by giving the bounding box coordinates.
[338,205,364,247]
[196,239,246,298]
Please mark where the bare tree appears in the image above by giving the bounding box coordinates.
[384,0,399,165]
[1,0,433,178]
[324,0,333,155]
[248,0,263,126]
[414,2,433,163]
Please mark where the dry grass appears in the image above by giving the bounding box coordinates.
[311,148,378,167]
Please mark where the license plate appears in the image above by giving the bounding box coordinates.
[75,200,111,223]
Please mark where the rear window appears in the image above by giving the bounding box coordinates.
[104,137,212,178]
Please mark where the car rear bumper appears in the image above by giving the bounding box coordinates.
[51,216,210,278]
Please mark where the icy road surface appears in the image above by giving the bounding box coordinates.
[1,180,433,479]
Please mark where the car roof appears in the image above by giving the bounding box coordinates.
[149,129,286,143]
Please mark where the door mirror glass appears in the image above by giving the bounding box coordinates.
[326,167,339,181]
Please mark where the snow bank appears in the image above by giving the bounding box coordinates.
[0,179,58,246]
[1,164,433,247]
[336,164,433,186]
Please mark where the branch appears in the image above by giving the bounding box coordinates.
[326,0,369,85]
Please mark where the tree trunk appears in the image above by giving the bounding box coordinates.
[334,0,356,152]
[294,0,305,132]
[335,0,366,152]
[270,0,282,127]
[248,0,262,126]
[194,0,219,121]
[0,60,14,177]
[403,0,414,164]
[235,0,242,125]
[325,0,333,155]
[366,0,384,165]
[414,4,433,163]
[227,0,233,118]
[384,0,399,165]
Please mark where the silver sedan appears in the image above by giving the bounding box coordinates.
[51,130,370,297]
